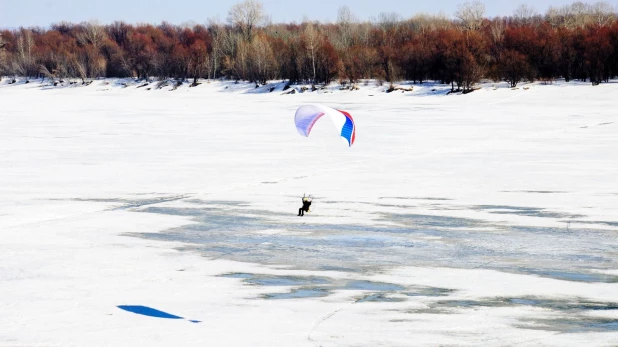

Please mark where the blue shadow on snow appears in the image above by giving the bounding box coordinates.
[117,305,201,323]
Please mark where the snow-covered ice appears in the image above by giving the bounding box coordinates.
[1,78,617,346]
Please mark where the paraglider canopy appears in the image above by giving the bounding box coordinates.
[294,104,356,146]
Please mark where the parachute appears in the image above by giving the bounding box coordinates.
[294,104,356,146]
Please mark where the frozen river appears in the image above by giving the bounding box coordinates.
[1,79,617,346]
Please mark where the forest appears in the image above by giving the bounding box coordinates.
[1,1,618,91]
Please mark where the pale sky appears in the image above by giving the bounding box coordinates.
[1,0,616,28]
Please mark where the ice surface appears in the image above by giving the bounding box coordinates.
[1,78,617,346]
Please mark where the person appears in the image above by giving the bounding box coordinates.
[298,195,312,216]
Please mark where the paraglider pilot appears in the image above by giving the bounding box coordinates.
[298,195,312,216]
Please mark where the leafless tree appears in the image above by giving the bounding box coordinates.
[208,18,224,79]
[590,1,616,26]
[39,64,56,81]
[15,29,36,78]
[570,1,591,27]
[490,18,505,44]
[513,4,538,25]
[227,0,267,41]
[72,57,88,82]
[548,2,613,28]
[249,34,276,83]
[77,20,107,49]
[375,12,402,31]
[455,1,486,31]
[302,22,320,84]
[408,12,452,33]
[336,6,357,48]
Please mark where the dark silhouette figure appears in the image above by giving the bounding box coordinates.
[298,196,312,216]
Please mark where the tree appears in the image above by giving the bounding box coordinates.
[0,8,616,87]
[459,30,486,92]
[590,2,616,26]
[107,21,131,48]
[455,1,486,31]
[14,29,36,78]
[375,12,401,32]
[513,4,538,26]
[302,22,319,83]
[502,49,530,87]
[314,40,339,84]
[78,20,106,49]
[583,26,612,84]
[0,32,6,78]
[336,6,357,48]
[408,13,452,34]
[248,34,276,84]
[486,18,506,80]
[227,0,267,41]
[341,45,378,84]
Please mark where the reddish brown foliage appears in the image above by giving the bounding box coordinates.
[1,17,617,87]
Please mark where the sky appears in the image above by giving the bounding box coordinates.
[1,0,616,28]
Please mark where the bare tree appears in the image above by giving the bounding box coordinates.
[73,57,88,83]
[590,1,616,26]
[513,4,538,25]
[546,6,562,27]
[336,5,357,48]
[78,20,107,49]
[570,1,592,27]
[549,2,608,28]
[490,18,505,44]
[455,1,486,31]
[337,6,357,26]
[375,12,402,32]
[408,12,452,33]
[208,17,224,79]
[15,29,36,78]
[227,0,267,41]
[249,34,276,84]
[303,22,319,84]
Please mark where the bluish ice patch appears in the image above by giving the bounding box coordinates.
[220,273,254,279]
[218,273,425,301]
[219,273,332,287]
[318,265,357,272]
[518,318,618,333]
[521,268,618,283]
[357,294,406,303]
[583,320,618,331]
[343,280,405,291]
[493,210,584,219]
[321,235,411,249]
[126,199,618,286]
[432,297,618,312]
[472,205,585,219]
[117,305,200,323]
[248,276,330,287]
[403,287,454,297]
[184,199,249,206]
[573,220,618,228]
[262,288,330,300]
[508,298,542,306]
[474,205,541,211]
[386,213,486,229]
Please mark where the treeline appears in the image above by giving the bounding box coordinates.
[1,1,618,90]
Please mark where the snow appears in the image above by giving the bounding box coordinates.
[1,78,617,346]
